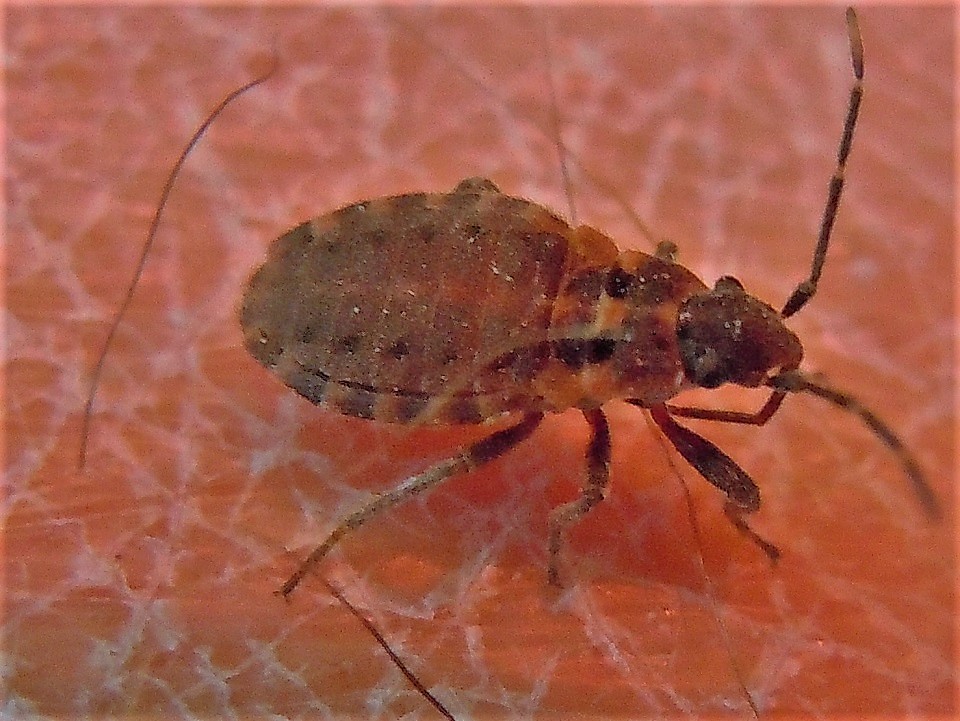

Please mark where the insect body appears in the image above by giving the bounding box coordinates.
[239,8,938,598]
[241,177,727,424]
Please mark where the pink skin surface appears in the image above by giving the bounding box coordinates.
[6,5,953,718]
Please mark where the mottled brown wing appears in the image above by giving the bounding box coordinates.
[241,183,577,424]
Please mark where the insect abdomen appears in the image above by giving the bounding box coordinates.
[241,181,584,424]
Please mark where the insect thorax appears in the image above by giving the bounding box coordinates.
[537,245,709,410]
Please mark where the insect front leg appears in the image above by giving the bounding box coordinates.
[280,412,544,598]
[661,389,788,426]
[547,408,611,587]
[648,404,781,563]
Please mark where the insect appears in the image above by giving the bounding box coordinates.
[238,7,940,599]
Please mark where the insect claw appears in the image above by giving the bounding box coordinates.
[723,500,781,564]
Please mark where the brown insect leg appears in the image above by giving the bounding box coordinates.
[649,405,781,564]
[547,408,611,587]
[659,389,787,426]
[722,500,781,564]
[781,7,864,318]
[280,413,544,598]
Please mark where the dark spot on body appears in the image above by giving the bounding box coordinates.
[464,223,485,242]
[388,339,410,360]
[390,394,429,423]
[606,267,635,298]
[290,222,317,244]
[339,334,361,354]
[588,338,617,362]
[652,333,671,352]
[285,366,330,405]
[338,389,377,420]
[492,345,550,382]
[564,268,606,297]
[555,340,587,369]
[555,338,618,369]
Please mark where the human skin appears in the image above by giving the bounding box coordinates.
[5,5,953,718]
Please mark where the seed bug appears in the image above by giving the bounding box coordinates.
[238,7,940,599]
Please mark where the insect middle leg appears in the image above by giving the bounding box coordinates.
[547,408,611,587]
[280,412,544,598]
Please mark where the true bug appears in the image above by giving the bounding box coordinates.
[238,7,940,598]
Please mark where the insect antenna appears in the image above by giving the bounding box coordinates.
[766,369,941,518]
[77,54,277,471]
[781,7,863,318]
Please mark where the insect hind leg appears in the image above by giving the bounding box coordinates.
[547,408,611,587]
[280,412,544,598]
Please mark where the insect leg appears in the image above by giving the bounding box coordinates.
[659,389,787,426]
[280,412,544,598]
[648,405,781,563]
[781,7,864,318]
[547,408,611,587]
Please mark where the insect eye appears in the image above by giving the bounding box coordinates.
[605,268,635,298]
